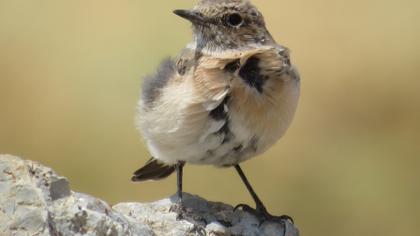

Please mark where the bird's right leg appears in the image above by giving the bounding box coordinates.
[170,162,207,230]
[170,161,186,220]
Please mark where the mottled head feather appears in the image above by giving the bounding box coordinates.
[179,0,275,52]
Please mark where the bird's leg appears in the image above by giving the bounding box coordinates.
[234,165,294,224]
[171,161,207,227]
[172,161,186,220]
[176,161,184,204]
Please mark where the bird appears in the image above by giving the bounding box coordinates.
[132,0,300,224]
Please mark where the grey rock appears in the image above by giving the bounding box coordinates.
[0,155,299,236]
[49,177,71,201]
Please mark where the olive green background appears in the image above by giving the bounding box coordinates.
[1,0,419,235]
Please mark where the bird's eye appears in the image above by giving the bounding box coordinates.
[226,13,243,27]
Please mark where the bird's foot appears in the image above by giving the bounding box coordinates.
[169,202,187,220]
[170,201,207,226]
[234,203,294,225]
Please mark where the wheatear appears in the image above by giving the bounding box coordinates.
[132,0,300,223]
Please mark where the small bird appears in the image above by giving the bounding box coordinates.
[132,0,300,223]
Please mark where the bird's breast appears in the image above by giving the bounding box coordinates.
[191,48,300,165]
[228,69,300,158]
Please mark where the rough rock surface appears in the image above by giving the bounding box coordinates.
[0,155,299,236]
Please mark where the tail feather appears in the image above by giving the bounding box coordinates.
[131,158,176,182]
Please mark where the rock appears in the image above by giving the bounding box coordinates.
[0,155,299,236]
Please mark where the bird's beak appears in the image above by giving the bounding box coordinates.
[173,9,206,25]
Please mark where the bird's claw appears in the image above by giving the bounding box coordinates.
[170,202,207,225]
[234,203,294,226]
[169,202,186,220]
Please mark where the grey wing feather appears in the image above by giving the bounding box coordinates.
[142,58,176,105]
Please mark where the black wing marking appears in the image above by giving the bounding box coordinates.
[208,95,233,145]
[239,56,265,93]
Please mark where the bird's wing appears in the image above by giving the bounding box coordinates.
[137,52,236,151]
[131,157,176,182]
[141,58,177,107]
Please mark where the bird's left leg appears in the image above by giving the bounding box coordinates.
[233,164,294,225]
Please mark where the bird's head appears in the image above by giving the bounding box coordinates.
[174,0,275,52]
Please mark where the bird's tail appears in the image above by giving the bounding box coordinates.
[131,158,176,182]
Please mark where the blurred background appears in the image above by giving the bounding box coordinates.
[1,0,419,235]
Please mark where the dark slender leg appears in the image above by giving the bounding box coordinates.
[176,161,184,204]
[172,161,206,229]
[234,165,294,224]
[173,161,185,220]
[234,165,266,211]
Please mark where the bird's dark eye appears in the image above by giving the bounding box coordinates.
[226,13,243,27]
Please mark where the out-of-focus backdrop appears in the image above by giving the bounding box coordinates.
[1,0,419,235]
